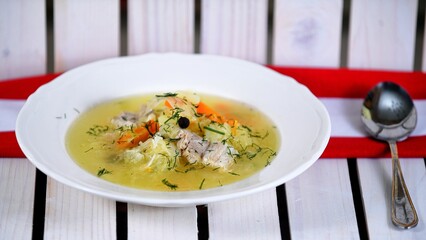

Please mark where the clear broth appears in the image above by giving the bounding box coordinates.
[66,93,280,191]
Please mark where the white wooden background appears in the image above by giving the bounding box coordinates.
[1,0,426,239]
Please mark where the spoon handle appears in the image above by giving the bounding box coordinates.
[388,141,418,229]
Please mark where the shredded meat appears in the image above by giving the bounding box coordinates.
[176,130,236,169]
[176,130,209,164]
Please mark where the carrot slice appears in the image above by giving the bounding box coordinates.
[164,97,186,109]
[116,120,159,149]
[164,99,173,108]
[196,102,225,123]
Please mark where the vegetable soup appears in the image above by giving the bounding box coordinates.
[66,92,280,191]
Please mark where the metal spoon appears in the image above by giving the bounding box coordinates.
[361,81,418,229]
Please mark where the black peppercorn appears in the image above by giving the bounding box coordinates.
[178,117,190,129]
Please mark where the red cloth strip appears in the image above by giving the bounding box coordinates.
[1,68,426,99]
[1,68,426,159]
[269,67,426,99]
[324,136,426,159]
[2,131,425,159]
[0,73,61,99]
[0,132,23,158]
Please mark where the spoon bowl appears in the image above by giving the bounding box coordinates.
[362,82,417,142]
[361,81,418,229]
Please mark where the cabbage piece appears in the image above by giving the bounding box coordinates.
[228,125,253,151]
[116,135,179,172]
[203,122,232,143]
[139,135,179,172]
[158,114,181,139]
[119,149,145,164]
[176,91,200,105]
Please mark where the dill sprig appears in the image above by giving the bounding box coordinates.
[84,147,94,153]
[166,150,180,170]
[87,125,109,136]
[155,92,178,97]
[164,108,184,124]
[265,151,277,166]
[204,126,225,135]
[162,178,178,190]
[97,168,112,177]
[199,178,206,190]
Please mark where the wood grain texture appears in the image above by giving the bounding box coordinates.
[347,1,424,238]
[54,0,119,72]
[348,0,418,70]
[201,0,268,64]
[0,0,46,80]
[201,3,279,238]
[357,158,426,239]
[273,0,343,67]
[0,159,36,240]
[208,189,281,240]
[127,204,197,240]
[127,0,194,54]
[44,179,116,240]
[285,159,360,240]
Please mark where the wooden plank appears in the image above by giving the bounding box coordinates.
[357,158,426,239]
[348,1,422,238]
[127,0,194,54]
[0,0,46,80]
[44,179,116,240]
[272,2,353,239]
[0,159,36,239]
[208,188,281,240]
[47,2,120,238]
[54,0,119,72]
[273,0,343,67]
[285,159,359,240]
[348,0,418,70]
[201,0,268,64]
[127,204,197,240]
[201,2,278,238]
[129,0,199,224]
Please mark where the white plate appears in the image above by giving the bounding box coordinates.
[16,53,330,207]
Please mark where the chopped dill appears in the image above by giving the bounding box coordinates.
[84,147,94,153]
[87,125,109,136]
[185,167,197,173]
[73,108,80,113]
[168,137,181,142]
[248,130,269,139]
[204,126,225,135]
[241,125,252,132]
[241,143,263,160]
[199,178,206,190]
[164,108,184,124]
[156,92,178,97]
[191,108,203,117]
[264,151,277,167]
[228,171,240,176]
[166,150,179,170]
[162,178,178,190]
[55,113,67,119]
[97,168,112,177]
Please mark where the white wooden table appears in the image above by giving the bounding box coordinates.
[1,1,426,239]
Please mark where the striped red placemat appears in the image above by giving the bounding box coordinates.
[1,67,425,158]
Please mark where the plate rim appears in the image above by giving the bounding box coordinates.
[16,53,331,207]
